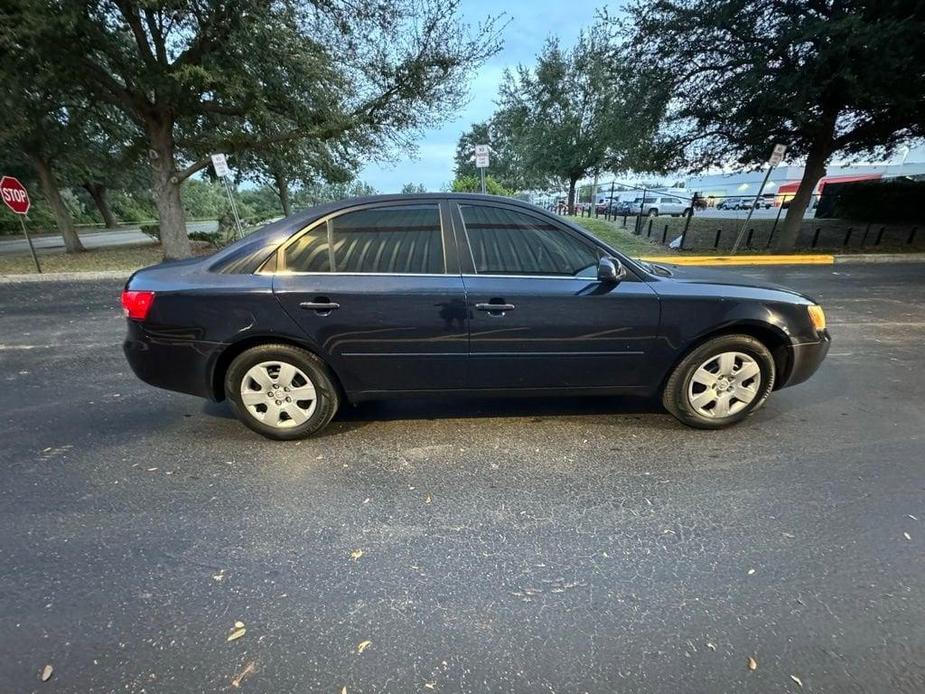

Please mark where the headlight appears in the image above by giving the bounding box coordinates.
[807,304,826,331]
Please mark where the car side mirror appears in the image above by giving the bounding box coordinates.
[597,256,627,284]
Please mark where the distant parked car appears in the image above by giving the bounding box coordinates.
[641,195,692,217]
[717,197,743,210]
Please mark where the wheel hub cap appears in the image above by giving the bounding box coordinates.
[687,351,761,418]
[240,361,317,429]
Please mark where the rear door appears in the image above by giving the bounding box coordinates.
[272,200,468,396]
[451,201,661,391]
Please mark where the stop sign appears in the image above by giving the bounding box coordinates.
[0,176,30,215]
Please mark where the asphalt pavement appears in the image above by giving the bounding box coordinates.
[0,264,923,693]
[0,222,218,255]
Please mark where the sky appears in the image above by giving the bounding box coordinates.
[358,0,611,193]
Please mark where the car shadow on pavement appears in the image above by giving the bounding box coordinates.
[201,394,670,437]
[336,394,664,423]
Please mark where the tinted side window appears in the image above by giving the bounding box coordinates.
[460,204,601,276]
[284,225,331,272]
[332,205,444,274]
[283,204,444,273]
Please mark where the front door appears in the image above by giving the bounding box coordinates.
[451,201,660,390]
[273,201,468,396]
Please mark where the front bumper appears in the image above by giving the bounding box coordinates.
[781,330,831,388]
[123,321,223,400]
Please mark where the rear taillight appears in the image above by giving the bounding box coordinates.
[121,290,156,320]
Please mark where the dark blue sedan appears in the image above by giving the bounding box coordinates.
[122,194,830,439]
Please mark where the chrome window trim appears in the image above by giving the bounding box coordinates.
[258,270,455,278]
[461,273,598,281]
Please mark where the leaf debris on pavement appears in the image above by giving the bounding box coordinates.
[351,549,364,561]
[747,656,758,671]
[40,664,54,681]
[227,621,247,642]
[790,674,803,687]
[231,660,256,688]
[357,640,372,654]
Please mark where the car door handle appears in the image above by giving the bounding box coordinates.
[475,302,515,312]
[300,301,340,312]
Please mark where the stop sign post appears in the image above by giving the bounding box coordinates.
[0,176,41,272]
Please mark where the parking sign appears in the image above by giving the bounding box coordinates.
[768,144,787,167]
[211,153,230,178]
[474,144,490,169]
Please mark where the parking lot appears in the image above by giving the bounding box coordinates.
[1,264,923,692]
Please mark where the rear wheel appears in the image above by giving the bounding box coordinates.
[662,335,775,429]
[225,344,339,440]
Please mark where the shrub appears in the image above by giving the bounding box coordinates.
[828,179,925,223]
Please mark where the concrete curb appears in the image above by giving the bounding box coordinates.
[834,253,925,264]
[641,252,925,266]
[0,271,129,283]
[640,254,834,266]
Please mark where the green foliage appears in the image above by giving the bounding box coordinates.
[109,190,157,224]
[181,180,229,220]
[829,180,925,224]
[4,0,505,258]
[621,0,925,170]
[451,175,512,196]
[453,121,531,192]
[493,23,668,208]
[401,183,428,194]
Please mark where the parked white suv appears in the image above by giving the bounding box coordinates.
[641,195,691,217]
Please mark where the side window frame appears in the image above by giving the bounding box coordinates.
[269,199,457,276]
[450,200,605,278]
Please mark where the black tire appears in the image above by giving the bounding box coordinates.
[224,343,339,440]
[648,208,659,217]
[662,334,775,429]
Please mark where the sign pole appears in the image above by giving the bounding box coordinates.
[20,215,41,273]
[731,144,787,255]
[211,153,243,240]
[479,167,486,195]
[223,176,244,240]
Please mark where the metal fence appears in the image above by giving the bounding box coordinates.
[581,210,921,252]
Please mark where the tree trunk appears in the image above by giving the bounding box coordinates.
[567,177,578,216]
[274,172,291,217]
[83,182,117,228]
[32,155,85,253]
[147,117,192,260]
[772,148,828,252]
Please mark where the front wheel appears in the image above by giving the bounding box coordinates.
[662,335,775,429]
[225,343,339,440]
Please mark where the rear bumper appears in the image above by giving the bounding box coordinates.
[781,331,830,388]
[123,321,223,400]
